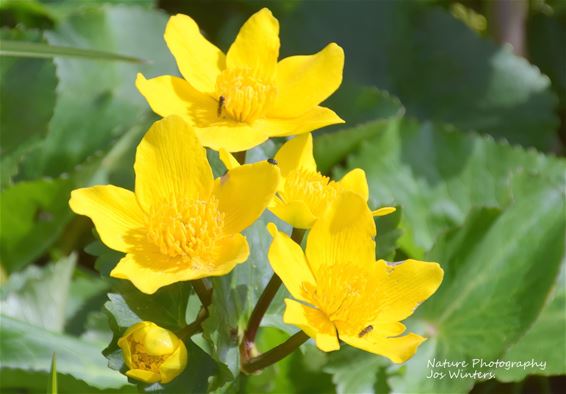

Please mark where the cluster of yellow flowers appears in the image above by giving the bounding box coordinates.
[69,9,443,384]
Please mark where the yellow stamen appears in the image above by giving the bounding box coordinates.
[147,197,224,261]
[130,340,166,373]
[215,68,276,123]
[281,168,338,217]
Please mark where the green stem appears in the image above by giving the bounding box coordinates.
[240,228,305,365]
[241,331,309,374]
[177,306,208,341]
[192,279,212,306]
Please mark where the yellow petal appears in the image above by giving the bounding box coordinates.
[110,251,194,294]
[159,342,188,384]
[373,207,396,217]
[269,197,317,230]
[219,148,241,170]
[126,369,161,384]
[196,122,269,152]
[226,8,279,79]
[134,116,213,211]
[213,161,280,234]
[256,106,344,138]
[274,134,316,177]
[283,299,339,352]
[338,168,369,201]
[69,186,144,253]
[143,325,177,356]
[267,223,316,301]
[306,191,376,276]
[338,328,426,364]
[271,43,344,117]
[368,259,444,323]
[211,233,250,274]
[164,14,225,94]
[135,74,218,120]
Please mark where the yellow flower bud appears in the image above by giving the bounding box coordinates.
[117,321,188,384]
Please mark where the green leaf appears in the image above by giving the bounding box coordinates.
[0,39,146,63]
[0,315,131,390]
[494,264,566,381]
[22,4,176,179]
[314,118,401,175]
[0,254,75,331]
[280,2,559,150]
[339,117,566,257]
[0,177,74,272]
[389,181,565,393]
[0,29,57,162]
[323,347,388,394]
[105,281,192,332]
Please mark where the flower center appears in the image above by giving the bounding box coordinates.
[146,197,225,260]
[281,168,339,217]
[303,261,370,326]
[130,341,166,373]
[215,68,276,123]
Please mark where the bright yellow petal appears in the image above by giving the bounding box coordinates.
[271,43,344,117]
[126,369,161,384]
[211,233,250,273]
[69,186,144,253]
[368,259,444,323]
[164,14,225,94]
[256,106,344,138]
[213,161,280,234]
[274,134,316,177]
[269,196,317,229]
[283,299,339,352]
[159,342,188,384]
[196,122,269,152]
[134,116,213,211]
[142,325,177,356]
[267,223,316,301]
[338,168,369,201]
[219,148,241,170]
[226,8,279,79]
[373,207,396,217]
[305,191,376,276]
[135,74,218,121]
[338,329,426,364]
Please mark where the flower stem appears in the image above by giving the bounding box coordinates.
[177,306,208,341]
[240,228,305,367]
[233,151,246,165]
[192,279,212,306]
[241,331,309,374]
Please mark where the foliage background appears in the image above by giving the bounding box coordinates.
[0,0,565,393]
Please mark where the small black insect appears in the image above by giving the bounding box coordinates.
[358,325,373,338]
[217,96,225,117]
[267,158,278,165]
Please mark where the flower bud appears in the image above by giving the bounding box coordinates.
[118,321,187,384]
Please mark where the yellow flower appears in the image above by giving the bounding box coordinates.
[118,321,187,384]
[221,133,395,229]
[267,192,444,363]
[136,8,345,152]
[69,116,280,294]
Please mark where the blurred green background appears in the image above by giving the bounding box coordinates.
[0,0,565,393]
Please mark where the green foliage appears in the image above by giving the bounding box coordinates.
[336,117,565,257]
[0,315,129,390]
[389,177,564,393]
[0,254,75,331]
[1,0,565,393]
[279,1,559,150]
